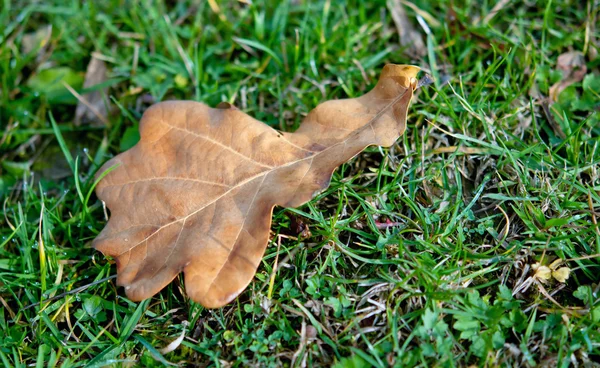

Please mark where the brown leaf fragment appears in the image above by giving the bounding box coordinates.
[21,25,53,55]
[549,51,587,103]
[445,4,506,51]
[93,64,420,308]
[387,0,426,57]
[287,213,311,238]
[75,55,110,126]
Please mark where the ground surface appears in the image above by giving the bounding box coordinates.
[1,0,599,367]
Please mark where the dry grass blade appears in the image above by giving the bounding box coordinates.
[159,321,189,354]
[549,51,587,103]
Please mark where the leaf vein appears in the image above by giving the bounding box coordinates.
[164,122,274,169]
[102,177,231,189]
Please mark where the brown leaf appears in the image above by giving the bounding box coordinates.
[287,213,311,238]
[75,54,110,126]
[93,64,420,308]
[445,4,506,51]
[387,0,426,57]
[549,51,587,103]
[20,25,53,55]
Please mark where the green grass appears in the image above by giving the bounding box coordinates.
[1,0,599,366]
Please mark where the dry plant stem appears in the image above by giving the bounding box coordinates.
[62,81,110,126]
[267,235,283,300]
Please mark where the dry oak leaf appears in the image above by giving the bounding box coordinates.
[93,64,420,308]
[549,51,587,103]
